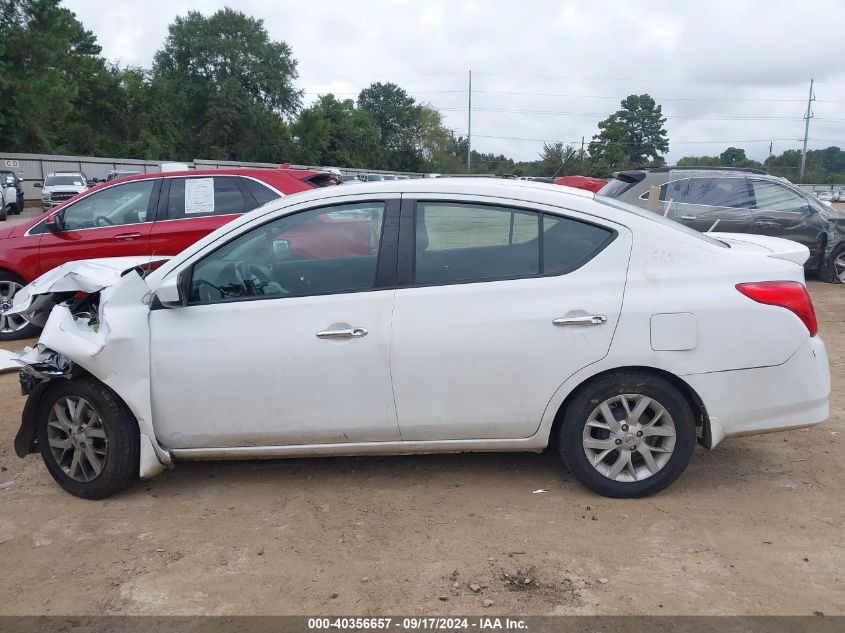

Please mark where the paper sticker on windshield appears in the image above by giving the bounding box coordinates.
[74,181,83,186]
[185,178,215,214]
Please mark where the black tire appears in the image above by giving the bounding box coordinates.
[557,371,696,498]
[36,376,140,499]
[10,201,21,215]
[819,244,845,284]
[0,205,6,221]
[0,270,41,341]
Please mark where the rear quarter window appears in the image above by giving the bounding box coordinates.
[242,177,281,207]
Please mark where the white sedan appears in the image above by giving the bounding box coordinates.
[11,179,830,499]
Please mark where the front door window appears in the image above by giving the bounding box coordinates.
[62,180,156,230]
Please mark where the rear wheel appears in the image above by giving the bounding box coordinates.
[820,245,845,284]
[36,377,139,499]
[558,371,696,498]
[0,205,6,221]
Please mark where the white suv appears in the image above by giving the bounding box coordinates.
[37,172,90,212]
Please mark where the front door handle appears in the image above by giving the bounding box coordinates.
[316,327,368,339]
[115,232,142,241]
[553,315,607,327]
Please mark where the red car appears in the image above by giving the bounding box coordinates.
[0,168,340,340]
[553,175,608,193]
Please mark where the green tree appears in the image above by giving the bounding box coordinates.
[0,0,112,153]
[588,94,669,174]
[719,147,748,167]
[540,142,580,176]
[151,8,301,160]
[292,95,379,167]
[357,82,421,169]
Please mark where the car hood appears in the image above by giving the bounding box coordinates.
[42,185,87,192]
[0,225,14,240]
[8,256,170,322]
[708,232,810,266]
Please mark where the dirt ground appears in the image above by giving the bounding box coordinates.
[0,282,842,617]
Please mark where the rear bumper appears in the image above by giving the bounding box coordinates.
[683,336,830,447]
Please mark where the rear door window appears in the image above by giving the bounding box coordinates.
[657,177,754,208]
[165,176,256,220]
[415,203,539,284]
[413,202,614,284]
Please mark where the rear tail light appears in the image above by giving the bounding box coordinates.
[736,281,818,337]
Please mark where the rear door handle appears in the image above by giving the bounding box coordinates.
[316,327,368,339]
[755,219,780,228]
[553,315,607,326]
[115,232,142,241]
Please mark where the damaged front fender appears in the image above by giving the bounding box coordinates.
[12,257,174,477]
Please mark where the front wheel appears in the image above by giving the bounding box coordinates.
[0,271,40,340]
[820,245,845,284]
[36,376,140,499]
[558,371,696,498]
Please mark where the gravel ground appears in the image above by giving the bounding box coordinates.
[0,281,842,616]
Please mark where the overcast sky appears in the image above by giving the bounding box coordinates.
[64,0,845,164]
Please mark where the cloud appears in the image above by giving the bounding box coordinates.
[64,0,845,164]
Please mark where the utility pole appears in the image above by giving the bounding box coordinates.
[467,69,472,174]
[800,78,815,182]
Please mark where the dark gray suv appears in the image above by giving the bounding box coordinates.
[599,166,845,283]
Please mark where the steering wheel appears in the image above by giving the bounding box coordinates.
[94,215,115,227]
[235,262,271,292]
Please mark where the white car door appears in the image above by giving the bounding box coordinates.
[390,195,631,441]
[148,198,402,448]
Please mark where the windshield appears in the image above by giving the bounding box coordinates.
[45,175,85,186]
[596,194,729,248]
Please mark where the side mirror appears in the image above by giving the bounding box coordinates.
[154,269,190,308]
[45,211,64,233]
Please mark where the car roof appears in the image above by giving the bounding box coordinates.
[619,166,767,178]
[267,176,595,203]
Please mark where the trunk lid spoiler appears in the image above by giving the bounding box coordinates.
[708,232,810,266]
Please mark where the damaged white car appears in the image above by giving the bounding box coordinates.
[10,179,831,499]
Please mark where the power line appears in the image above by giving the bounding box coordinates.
[468,107,809,121]
[473,134,806,145]
[472,72,833,85]
[472,90,826,103]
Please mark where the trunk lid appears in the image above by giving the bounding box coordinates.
[708,232,810,266]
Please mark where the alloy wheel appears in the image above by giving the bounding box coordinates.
[835,252,845,283]
[46,396,109,482]
[0,280,31,335]
[582,394,677,482]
